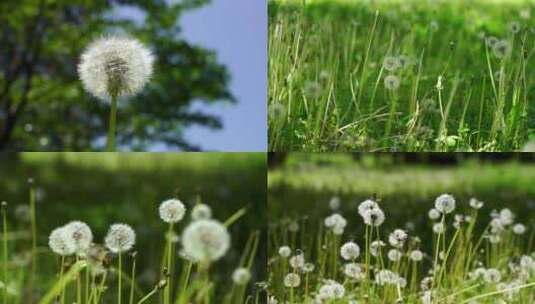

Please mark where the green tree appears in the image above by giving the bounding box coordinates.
[0,0,234,151]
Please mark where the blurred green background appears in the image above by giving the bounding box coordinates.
[0,152,266,299]
[269,153,535,252]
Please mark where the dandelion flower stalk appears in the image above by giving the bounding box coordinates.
[1,201,7,304]
[78,36,154,152]
[29,179,37,302]
[129,252,137,304]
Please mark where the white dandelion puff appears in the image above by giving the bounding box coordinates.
[317,280,345,300]
[302,263,315,273]
[358,199,378,217]
[492,40,512,59]
[284,273,300,288]
[64,221,93,254]
[469,198,484,209]
[434,194,455,214]
[344,263,364,280]
[340,241,360,261]
[289,253,305,269]
[387,249,402,262]
[78,36,154,100]
[513,223,526,235]
[428,208,441,220]
[181,219,230,263]
[191,204,212,221]
[410,250,423,262]
[384,75,400,90]
[104,223,136,254]
[382,56,401,72]
[388,229,408,248]
[486,36,499,48]
[232,267,251,285]
[370,240,385,257]
[363,208,385,227]
[508,21,521,34]
[159,199,186,223]
[433,222,445,234]
[278,246,291,258]
[483,268,502,284]
[48,227,76,256]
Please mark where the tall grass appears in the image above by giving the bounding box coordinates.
[268,0,535,151]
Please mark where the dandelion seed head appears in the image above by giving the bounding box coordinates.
[159,199,186,223]
[104,223,136,253]
[513,223,526,235]
[382,56,401,72]
[483,268,502,283]
[486,36,499,48]
[388,229,408,248]
[492,40,512,59]
[433,222,445,234]
[278,246,291,258]
[317,280,345,300]
[232,267,251,285]
[508,21,521,34]
[358,199,378,217]
[434,194,455,214]
[329,196,341,210]
[375,270,399,286]
[289,253,305,269]
[344,263,364,280]
[340,241,360,261]
[191,204,212,221]
[284,273,300,288]
[303,262,315,273]
[269,103,286,123]
[428,208,441,220]
[384,75,400,90]
[181,219,230,263]
[370,240,385,257]
[78,36,154,100]
[64,221,93,254]
[469,198,484,209]
[387,249,402,262]
[410,250,423,262]
[304,81,321,98]
[520,9,531,20]
[48,227,76,256]
[324,213,347,235]
[363,208,385,227]
[430,21,439,32]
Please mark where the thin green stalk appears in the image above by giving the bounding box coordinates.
[106,93,118,152]
[1,201,8,304]
[129,253,137,304]
[118,253,123,304]
[164,223,174,304]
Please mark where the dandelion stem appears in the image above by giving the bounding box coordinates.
[1,202,8,304]
[165,223,174,304]
[129,254,137,304]
[29,182,37,301]
[106,93,118,152]
[118,252,123,304]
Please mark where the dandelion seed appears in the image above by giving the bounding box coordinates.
[304,81,321,98]
[269,103,286,123]
[288,221,299,232]
[387,249,402,262]
[78,36,154,100]
[324,213,347,235]
[104,223,136,253]
[488,233,501,244]
[181,219,230,263]
[388,229,407,248]
[410,250,423,262]
[159,199,186,223]
[382,56,401,72]
[64,221,93,254]
[434,194,455,214]
[284,273,300,288]
[513,223,526,235]
[375,270,399,286]
[498,208,514,226]
[48,227,76,256]
[340,241,360,261]
[520,9,531,20]
[384,75,400,90]
[232,267,251,285]
[492,40,512,59]
[469,198,484,209]
[278,246,291,258]
[191,204,212,221]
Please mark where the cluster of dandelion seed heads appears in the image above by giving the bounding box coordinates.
[78,36,154,100]
[181,219,230,263]
[104,223,136,253]
[159,199,186,223]
[48,220,93,256]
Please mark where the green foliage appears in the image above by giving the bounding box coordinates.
[0,0,233,151]
[268,0,535,151]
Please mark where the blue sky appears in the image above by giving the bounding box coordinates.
[179,0,267,151]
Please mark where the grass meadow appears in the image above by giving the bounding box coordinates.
[0,153,266,304]
[267,154,535,303]
[269,0,535,151]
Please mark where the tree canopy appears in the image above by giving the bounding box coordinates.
[0,0,234,151]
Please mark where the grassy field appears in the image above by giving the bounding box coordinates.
[268,0,535,151]
[268,154,535,303]
[0,153,266,303]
